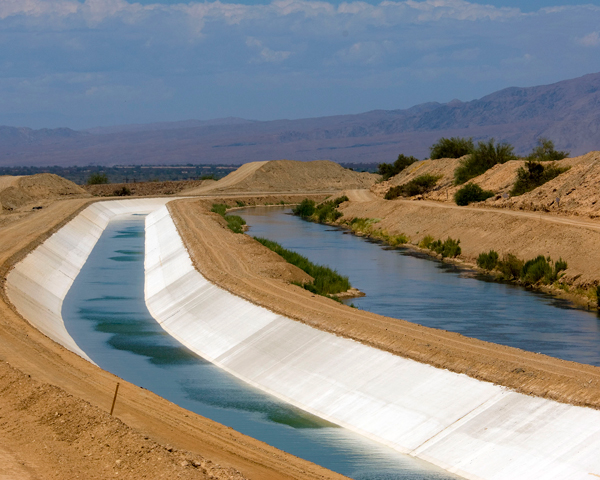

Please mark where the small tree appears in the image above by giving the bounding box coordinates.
[527,138,568,162]
[430,137,474,160]
[87,172,109,185]
[510,161,569,196]
[454,138,516,185]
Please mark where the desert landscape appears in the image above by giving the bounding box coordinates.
[1,152,600,479]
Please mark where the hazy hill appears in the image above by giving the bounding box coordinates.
[2,72,599,167]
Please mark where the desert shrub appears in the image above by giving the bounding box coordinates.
[477,250,499,270]
[430,137,474,160]
[429,237,461,258]
[87,172,109,185]
[384,174,441,200]
[496,254,524,280]
[521,256,556,284]
[454,138,516,185]
[254,237,351,295]
[292,199,316,218]
[113,186,131,196]
[419,235,434,249]
[378,154,419,180]
[555,258,568,274]
[527,138,569,162]
[236,200,246,207]
[596,285,600,301]
[345,217,380,234]
[371,229,409,246]
[454,183,495,206]
[510,161,569,196]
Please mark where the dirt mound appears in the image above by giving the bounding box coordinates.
[0,174,88,212]
[84,179,208,197]
[182,160,377,195]
[489,152,600,217]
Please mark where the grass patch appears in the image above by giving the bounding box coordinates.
[211,203,247,234]
[384,174,441,200]
[454,183,494,206]
[429,237,461,258]
[254,237,351,296]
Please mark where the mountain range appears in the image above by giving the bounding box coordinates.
[2,72,599,167]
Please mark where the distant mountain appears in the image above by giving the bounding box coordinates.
[1,72,599,167]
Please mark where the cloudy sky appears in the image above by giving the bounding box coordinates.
[2,0,600,129]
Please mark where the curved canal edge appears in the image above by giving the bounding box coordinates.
[6,198,600,480]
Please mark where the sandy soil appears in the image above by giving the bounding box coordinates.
[169,198,600,412]
[182,160,377,195]
[0,198,347,480]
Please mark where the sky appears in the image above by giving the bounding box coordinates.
[2,0,600,129]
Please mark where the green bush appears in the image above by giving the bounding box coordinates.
[527,138,568,162]
[454,183,494,206]
[384,174,441,200]
[292,199,316,218]
[378,154,419,180]
[254,237,351,296]
[87,172,109,185]
[236,200,246,207]
[419,235,434,249]
[521,255,556,284]
[496,254,524,280]
[477,250,499,270]
[430,137,474,160]
[429,237,461,258]
[510,161,569,196]
[454,138,516,185]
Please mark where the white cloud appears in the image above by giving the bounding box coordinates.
[578,31,600,47]
[246,37,292,63]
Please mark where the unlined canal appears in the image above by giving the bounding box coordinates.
[239,207,600,367]
[62,214,460,480]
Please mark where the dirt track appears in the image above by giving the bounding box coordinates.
[169,198,600,412]
[0,198,347,480]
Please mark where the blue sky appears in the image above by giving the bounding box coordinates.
[2,0,600,129]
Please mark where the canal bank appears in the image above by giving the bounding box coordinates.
[6,197,600,480]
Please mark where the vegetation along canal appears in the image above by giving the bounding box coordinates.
[239,207,600,367]
[62,214,460,480]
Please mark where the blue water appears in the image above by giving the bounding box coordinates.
[240,207,600,367]
[62,214,460,480]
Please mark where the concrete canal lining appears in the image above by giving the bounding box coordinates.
[7,198,600,480]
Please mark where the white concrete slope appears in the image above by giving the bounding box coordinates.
[6,198,171,363]
[145,205,600,480]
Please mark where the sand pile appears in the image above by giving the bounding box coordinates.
[0,174,88,211]
[182,160,378,195]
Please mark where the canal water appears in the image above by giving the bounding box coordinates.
[62,214,460,480]
[239,207,600,367]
